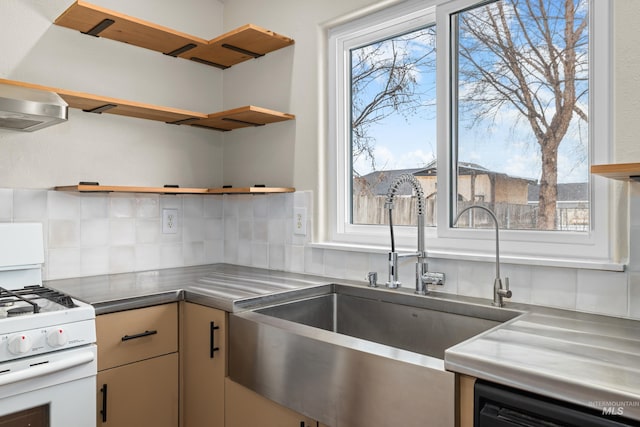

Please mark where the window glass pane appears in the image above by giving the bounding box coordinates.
[350,25,437,226]
[453,0,589,231]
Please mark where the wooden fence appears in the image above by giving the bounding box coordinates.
[352,196,589,231]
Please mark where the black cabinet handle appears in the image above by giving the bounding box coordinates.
[210,321,220,358]
[100,384,108,423]
[121,329,158,342]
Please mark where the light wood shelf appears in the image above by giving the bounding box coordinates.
[591,163,640,181]
[54,1,294,69]
[55,184,295,195]
[0,78,294,131]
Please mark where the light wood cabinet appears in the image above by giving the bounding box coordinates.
[225,378,319,427]
[96,303,179,427]
[457,374,476,427]
[97,353,179,427]
[181,302,227,427]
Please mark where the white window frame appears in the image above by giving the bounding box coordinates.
[326,0,620,270]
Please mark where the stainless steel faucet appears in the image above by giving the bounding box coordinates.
[384,174,442,295]
[453,205,512,307]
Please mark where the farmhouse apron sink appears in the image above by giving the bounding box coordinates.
[229,284,521,427]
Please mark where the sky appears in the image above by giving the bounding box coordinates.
[352,0,590,185]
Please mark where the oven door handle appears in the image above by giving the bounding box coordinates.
[0,350,95,387]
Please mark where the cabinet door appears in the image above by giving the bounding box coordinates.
[225,378,317,427]
[457,374,476,427]
[96,303,178,370]
[97,353,178,427]
[182,302,227,427]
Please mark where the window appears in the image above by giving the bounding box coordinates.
[328,0,616,267]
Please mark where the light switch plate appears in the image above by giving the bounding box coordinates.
[293,207,307,236]
[162,208,179,234]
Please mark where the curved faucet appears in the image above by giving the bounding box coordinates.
[384,174,429,294]
[453,205,512,307]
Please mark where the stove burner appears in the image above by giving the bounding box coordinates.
[0,286,77,318]
[7,306,35,317]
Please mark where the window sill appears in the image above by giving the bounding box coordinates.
[309,241,625,272]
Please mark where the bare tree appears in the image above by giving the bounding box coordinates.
[457,0,588,229]
[351,27,436,176]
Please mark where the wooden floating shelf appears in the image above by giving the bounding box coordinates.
[54,1,294,69]
[0,78,294,131]
[591,163,640,181]
[207,187,295,194]
[55,184,295,195]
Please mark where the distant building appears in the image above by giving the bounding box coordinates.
[355,161,537,205]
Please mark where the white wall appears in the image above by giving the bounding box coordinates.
[0,0,225,189]
[221,0,390,191]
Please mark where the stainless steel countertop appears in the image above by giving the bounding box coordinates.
[47,264,640,421]
[445,306,640,421]
[47,264,331,314]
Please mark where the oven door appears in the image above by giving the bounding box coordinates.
[0,345,97,427]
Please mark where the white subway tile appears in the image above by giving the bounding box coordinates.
[252,195,268,218]
[251,242,269,269]
[183,242,205,266]
[47,248,81,279]
[344,251,369,281]
[13,189,47,220]
[81,195,109,219]
[0,189,13,220]
[48,191,81,220]
[576,270,628,317]
[81,219,109,247]
[183,195,204,218]
[204,240,224,264]
[629,273,640,319]
[267,194,287,219]
[237,240,252,265]
[324,249,346,280]
[109,219,136,246]
[252,219,268,242]
[238,219,253,241]
[49,220,80,248]
[205,218,224,241]
[224,238,238,264]
[530,266,577,310]
[500,264,532,304]
[80,247,110,276]
[458,261,494,300]
[267,219,285,244]
[183,217,205,243]
[110,195,135,218]
[109,246,135,274]
[135,195,160,218]
[285,244,305,273]
[204,196,223,218]
[269,244,285,271]
[136,219,160,244]
[304,247,324,276]
[159,243,183,268]
[135,244,160,272]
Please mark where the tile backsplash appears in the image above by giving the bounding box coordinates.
[1,187,638,320]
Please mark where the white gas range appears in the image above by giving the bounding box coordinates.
[0,223,97,426]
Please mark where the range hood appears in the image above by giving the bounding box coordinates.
[0,83,68,131]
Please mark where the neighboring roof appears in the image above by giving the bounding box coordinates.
[355,168,427,196]
[528,182,589,202]
[356,162,537,196]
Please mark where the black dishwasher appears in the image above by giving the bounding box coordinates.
[474,380,640,427]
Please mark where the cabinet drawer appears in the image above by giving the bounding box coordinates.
[97,303,178,370]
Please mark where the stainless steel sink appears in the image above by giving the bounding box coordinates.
[229,284,521,427]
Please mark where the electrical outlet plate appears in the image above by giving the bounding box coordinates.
[293,207,307,236]
[162,208,179,234]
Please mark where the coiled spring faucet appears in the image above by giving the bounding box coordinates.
[384,174,431,294]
